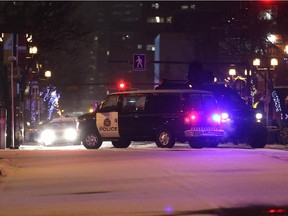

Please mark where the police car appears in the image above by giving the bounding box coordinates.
[78,89,224,149]
[155,80,267,148]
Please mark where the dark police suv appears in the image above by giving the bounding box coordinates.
[155,80,266,148]
[78,89,224,149]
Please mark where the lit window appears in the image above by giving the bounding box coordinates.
[146,45,155,51]
[181,5,189,10]
[167,17,173,23]
[137,44,142,49]
[152,3,159,9]
[155,16,160,23]
[147,16,164,23]
[106,50,110,56]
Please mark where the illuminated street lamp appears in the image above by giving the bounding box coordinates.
[253,58,261,66]
[29,46,38,55]
[228,68,236,76]
[45,70,52,78]
[270,58,278,67]
[267,34,277,44]
[285,45,288,54]
[253,57,278,126]
[253,58,278,70]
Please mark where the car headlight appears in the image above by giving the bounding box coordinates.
[64,128,77,141]
[40,129,56,145]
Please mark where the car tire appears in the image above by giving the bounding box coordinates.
[248,126,267,148]
[155,127,175,148]
[112,140,131,148]
[82,132,102,149]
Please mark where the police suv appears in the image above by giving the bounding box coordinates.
[156,80,267,148]
[78,89,224,149]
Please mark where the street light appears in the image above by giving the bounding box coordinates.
[29,46,38,55]
[45,70,52,78]
[228,68,236,76]
[285,45,288,54]
[270,58,278,66]
[253,57,278,127]
[253,58,278,70]
[253,58,261,66]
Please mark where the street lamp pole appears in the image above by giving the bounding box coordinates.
[8,56,17,149]
[253,57,278,127]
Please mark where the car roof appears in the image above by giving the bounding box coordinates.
[109,89,212,95]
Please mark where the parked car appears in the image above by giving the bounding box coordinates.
[155,80,266,148]
[78,89,224,149]
[38,116,80,146]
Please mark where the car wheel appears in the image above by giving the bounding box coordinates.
[248,126,266,148]
[155,127,175,148]
[112,140,131,148]
[82,132,102,149]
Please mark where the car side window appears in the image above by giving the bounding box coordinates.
[122,95,146,113]
[98,95,119,112]
[182,93,202,109]
[147,94,181,113]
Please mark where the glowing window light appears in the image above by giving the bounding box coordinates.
[155,16,160,23]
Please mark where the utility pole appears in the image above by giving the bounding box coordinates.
[8,56,16,149]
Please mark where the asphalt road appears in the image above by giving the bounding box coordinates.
[0,142,288,216]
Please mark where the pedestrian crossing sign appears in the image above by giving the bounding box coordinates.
[133,54,146,71]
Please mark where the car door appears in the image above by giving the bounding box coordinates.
[118,94,149,138]
[96,94,120,138]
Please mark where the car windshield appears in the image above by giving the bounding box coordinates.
[214,92,246,109]
[46,121,75,129]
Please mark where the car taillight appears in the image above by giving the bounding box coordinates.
[184,112,198,124]
[185,111,222,125]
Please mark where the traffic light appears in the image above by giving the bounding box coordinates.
[117,80,128,91]
[119,82,126,89]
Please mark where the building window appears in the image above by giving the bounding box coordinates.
[146,45,155,51]
[181,4,196,10]
[147,16,165,23]
[181,5,189,10]
[167,16,173,23]
[152,3,160,9]
[137,44,142,49]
